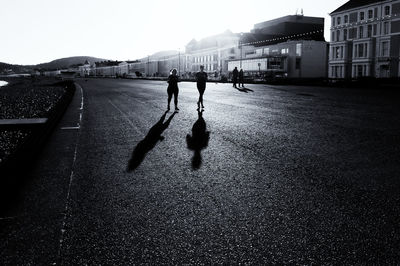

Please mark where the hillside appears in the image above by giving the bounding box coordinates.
[36,56,108,70]
[0,56,109,74]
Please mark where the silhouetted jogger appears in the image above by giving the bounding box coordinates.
[195,65,208,110]
[128,111,176,171]
[186,110,210,169]
[167,68,179,111]
[232,67,238,88]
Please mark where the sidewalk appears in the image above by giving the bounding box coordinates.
[0,82,83,265]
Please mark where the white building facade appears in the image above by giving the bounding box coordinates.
[329,0,400,78]
[228,40,328,79]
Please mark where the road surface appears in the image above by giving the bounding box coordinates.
[1,78,400,264]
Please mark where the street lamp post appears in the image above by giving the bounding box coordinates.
[178,49,180,76]
[147,55,150,77]
[240,33,243,69]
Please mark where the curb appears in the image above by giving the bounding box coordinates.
[0,81,76,185]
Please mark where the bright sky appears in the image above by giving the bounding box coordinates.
[0,0,348,65]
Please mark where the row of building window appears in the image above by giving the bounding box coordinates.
[240,43,302,58]
[332,22,390,41]
[331,41,389,60]
[332,6,391,26]
[330,64,371,78]
[194,54,218,63]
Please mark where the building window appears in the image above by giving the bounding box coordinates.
[381,41,389,56]
[368,10,373,19]
[373,24,378,35]
[332,31,335,41]
[336,30,340,41]
[354,43,367,58]
[384,22,389,34]
[360,12,365,21]
[334,46,341,59]
[384,6,390,16]
[358,44,364,57]
[296,58,301,69]
[332,17,335,26]
[349,28,357,39]
[281,48,289,54]
[296,43,302,56]
[367,24,372,37]
[344,29,348,40]
[359,26,364,38]
[264,48,270,55]
[350,12,358,23]
[357,65,363,77]
[344,15,348,23]
[374,8,378,18]
[337,17,341,25]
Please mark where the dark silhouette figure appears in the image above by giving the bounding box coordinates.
[167,68,180,111]
[186,110,210,170]
[127,111,176,171]
[232,67,239,88]
[239,68,244,87]
[195,65,208,110]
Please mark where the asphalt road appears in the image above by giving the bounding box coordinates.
[1,78,400,264]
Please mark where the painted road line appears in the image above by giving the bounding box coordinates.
[56,82,84,264]
[108,99,141,133]
[0,118,48,125]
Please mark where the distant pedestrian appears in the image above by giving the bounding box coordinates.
[195,65,208,110]
[167,68,179,111]
[232,67,239,88]
[239,69,244,87]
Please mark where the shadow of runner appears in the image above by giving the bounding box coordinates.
[235,87,254,93]
[127,111,176,171]
[186,110,210,170]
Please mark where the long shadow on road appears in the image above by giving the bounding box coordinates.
[235,87,254,93]
[186,110,210,170]
[127,111,176,171]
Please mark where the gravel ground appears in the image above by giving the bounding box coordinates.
[0,78,65,119]
[0,78,66,163]
[0,130,31,163]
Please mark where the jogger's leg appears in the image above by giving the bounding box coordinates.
[174,90,178,109]
[167,92,172,109]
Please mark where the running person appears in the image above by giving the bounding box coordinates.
[167,68,179,111]
[195,65,208,110]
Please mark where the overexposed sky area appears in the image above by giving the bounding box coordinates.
[0,0,348,65]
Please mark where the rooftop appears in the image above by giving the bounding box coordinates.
[331,0,386,14]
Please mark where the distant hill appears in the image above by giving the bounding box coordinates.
[0,56,109,74]
[36,56,109,70]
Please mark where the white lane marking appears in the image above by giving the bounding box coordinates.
[61,126,80,130]
[56,82,84,264]
[0,216,19,221]
[108,99,140,133]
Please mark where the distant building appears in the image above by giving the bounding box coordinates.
[228,40,328,79]
[227,15,328,79]
[329,0,400,78]
[251,15,325,42]
[92,61,120,77]
[79,60,91,77]
[185,30,240,77]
